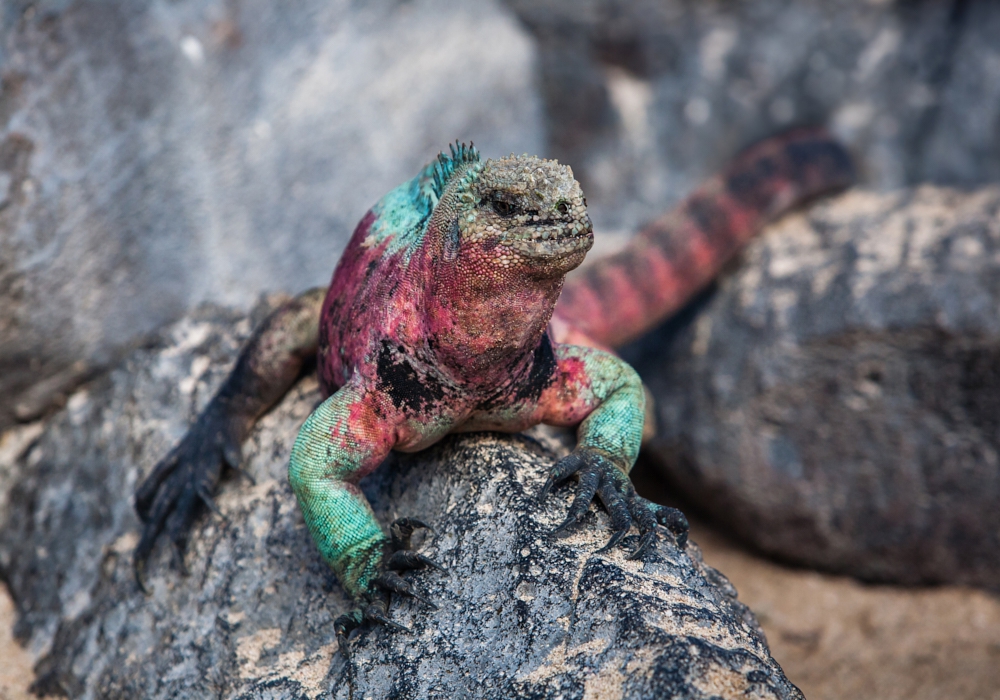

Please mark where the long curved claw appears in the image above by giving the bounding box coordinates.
[133,557,151,596]
[385,550,447,574]
[537,453,583,503]
[595,527,630,554]
[363,598,410,634]
[595,479,632,553]
[196,487,223,517]
[552,511,584,535]
[376,572,439,610]
[550,462,602,536]
[627,530,658,560]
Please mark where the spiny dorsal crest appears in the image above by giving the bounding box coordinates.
[431,141,481,201]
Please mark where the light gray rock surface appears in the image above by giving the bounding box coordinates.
[0,305,801,700]
[0,0,543,428]
[628,185,1000,588]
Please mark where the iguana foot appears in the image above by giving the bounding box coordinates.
[334,518,446,657]
[133,401,247,593]
[538,449,689,558]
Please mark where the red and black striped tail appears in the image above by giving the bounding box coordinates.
[552,126,854,349]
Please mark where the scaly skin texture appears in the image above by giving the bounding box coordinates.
[134,130,851,649]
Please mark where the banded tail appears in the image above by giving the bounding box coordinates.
[551,127,854,349]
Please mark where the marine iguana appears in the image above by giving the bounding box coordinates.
[133,129,852,652]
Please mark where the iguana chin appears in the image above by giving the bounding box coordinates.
[133,131,852,653]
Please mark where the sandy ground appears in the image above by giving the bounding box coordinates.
[693,522,1000,700]
[0,585,32,700]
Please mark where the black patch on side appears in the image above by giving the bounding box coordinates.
[512,333,558,404]
[376,341,446,414]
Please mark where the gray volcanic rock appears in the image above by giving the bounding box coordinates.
[0,0,542,429]
[0,305,800,699]
[629,185,1000,588]
[506,0,1000,236]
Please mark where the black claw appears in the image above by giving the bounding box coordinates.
[386,550,447,573]
[222,442,243,471]
[133,558,151,596]
[552,512,583,535]
[596,527,631,554]
[538,453,583,503]
[628,530,658,560]
[363,602,410,633]
[197,488,222,517]
[376,572,438,610]
[596,479,632,553]
[169,540,189,576]
[537,475,558,503]
[231,465,257,486]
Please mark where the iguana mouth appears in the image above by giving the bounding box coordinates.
[507,215,594,258]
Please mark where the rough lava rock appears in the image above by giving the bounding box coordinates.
[0,304,801,699]
[628,185,1000,588]
[0,0,543,429]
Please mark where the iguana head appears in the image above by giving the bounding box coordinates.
[427,144,594,279]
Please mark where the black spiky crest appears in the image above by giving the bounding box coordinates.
[430,141,480,200]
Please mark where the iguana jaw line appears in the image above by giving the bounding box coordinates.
[505,216,594,260]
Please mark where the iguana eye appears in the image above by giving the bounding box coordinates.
[491,196,515,217]
[556,201,569,216]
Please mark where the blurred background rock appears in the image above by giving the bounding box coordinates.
[4,0,1000,430]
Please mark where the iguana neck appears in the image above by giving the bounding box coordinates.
[424,256,563,387]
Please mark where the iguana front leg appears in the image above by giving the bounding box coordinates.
[537,344,689,556]
[133,286,327,588]
[288,378,445,653]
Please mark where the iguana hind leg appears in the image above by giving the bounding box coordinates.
[133,286,327,590]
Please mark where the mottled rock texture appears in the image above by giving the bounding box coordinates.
[628,185,1000,588]
[507,0,1000,235]
[0,0,543,428]
[0,306,800,700]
